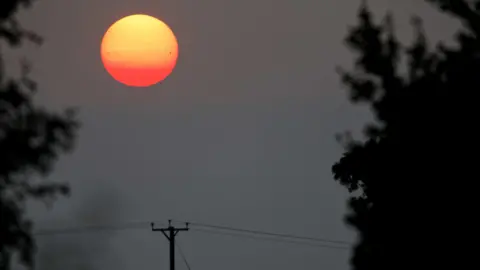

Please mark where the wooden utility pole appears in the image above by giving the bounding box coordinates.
[151,220,189,270]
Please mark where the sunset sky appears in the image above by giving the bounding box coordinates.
[11,1,460,270]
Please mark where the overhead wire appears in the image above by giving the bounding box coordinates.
[189,227,349,250]
[34,221,163,236]
[175,241,192,270]
[171,219,352,246]
[32,219,352,251]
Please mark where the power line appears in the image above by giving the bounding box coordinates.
[33,219,352,250]
[175,241,192,270]
[172,219,352,246]
[190,227,349,250]
[34,221,164,236]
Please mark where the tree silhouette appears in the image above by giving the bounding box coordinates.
[333,1,476,269]
[0,1,79,270]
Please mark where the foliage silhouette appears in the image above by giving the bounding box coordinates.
[0,1,79,270]
[333,0,475,269]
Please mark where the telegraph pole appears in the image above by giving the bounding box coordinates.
[151,220,189,270]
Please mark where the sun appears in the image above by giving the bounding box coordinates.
[100,14,178,87]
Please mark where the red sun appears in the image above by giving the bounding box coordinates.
[100,14,179,87]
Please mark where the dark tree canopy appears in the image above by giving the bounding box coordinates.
[0,1,79,270]
[333,0,476,269]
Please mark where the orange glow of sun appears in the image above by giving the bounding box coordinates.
[101,14,178,87]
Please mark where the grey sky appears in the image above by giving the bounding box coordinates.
[10,0,460,270]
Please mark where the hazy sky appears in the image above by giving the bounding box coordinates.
[10,1,460,270]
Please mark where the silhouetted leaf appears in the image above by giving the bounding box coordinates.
[0,2,79,270]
